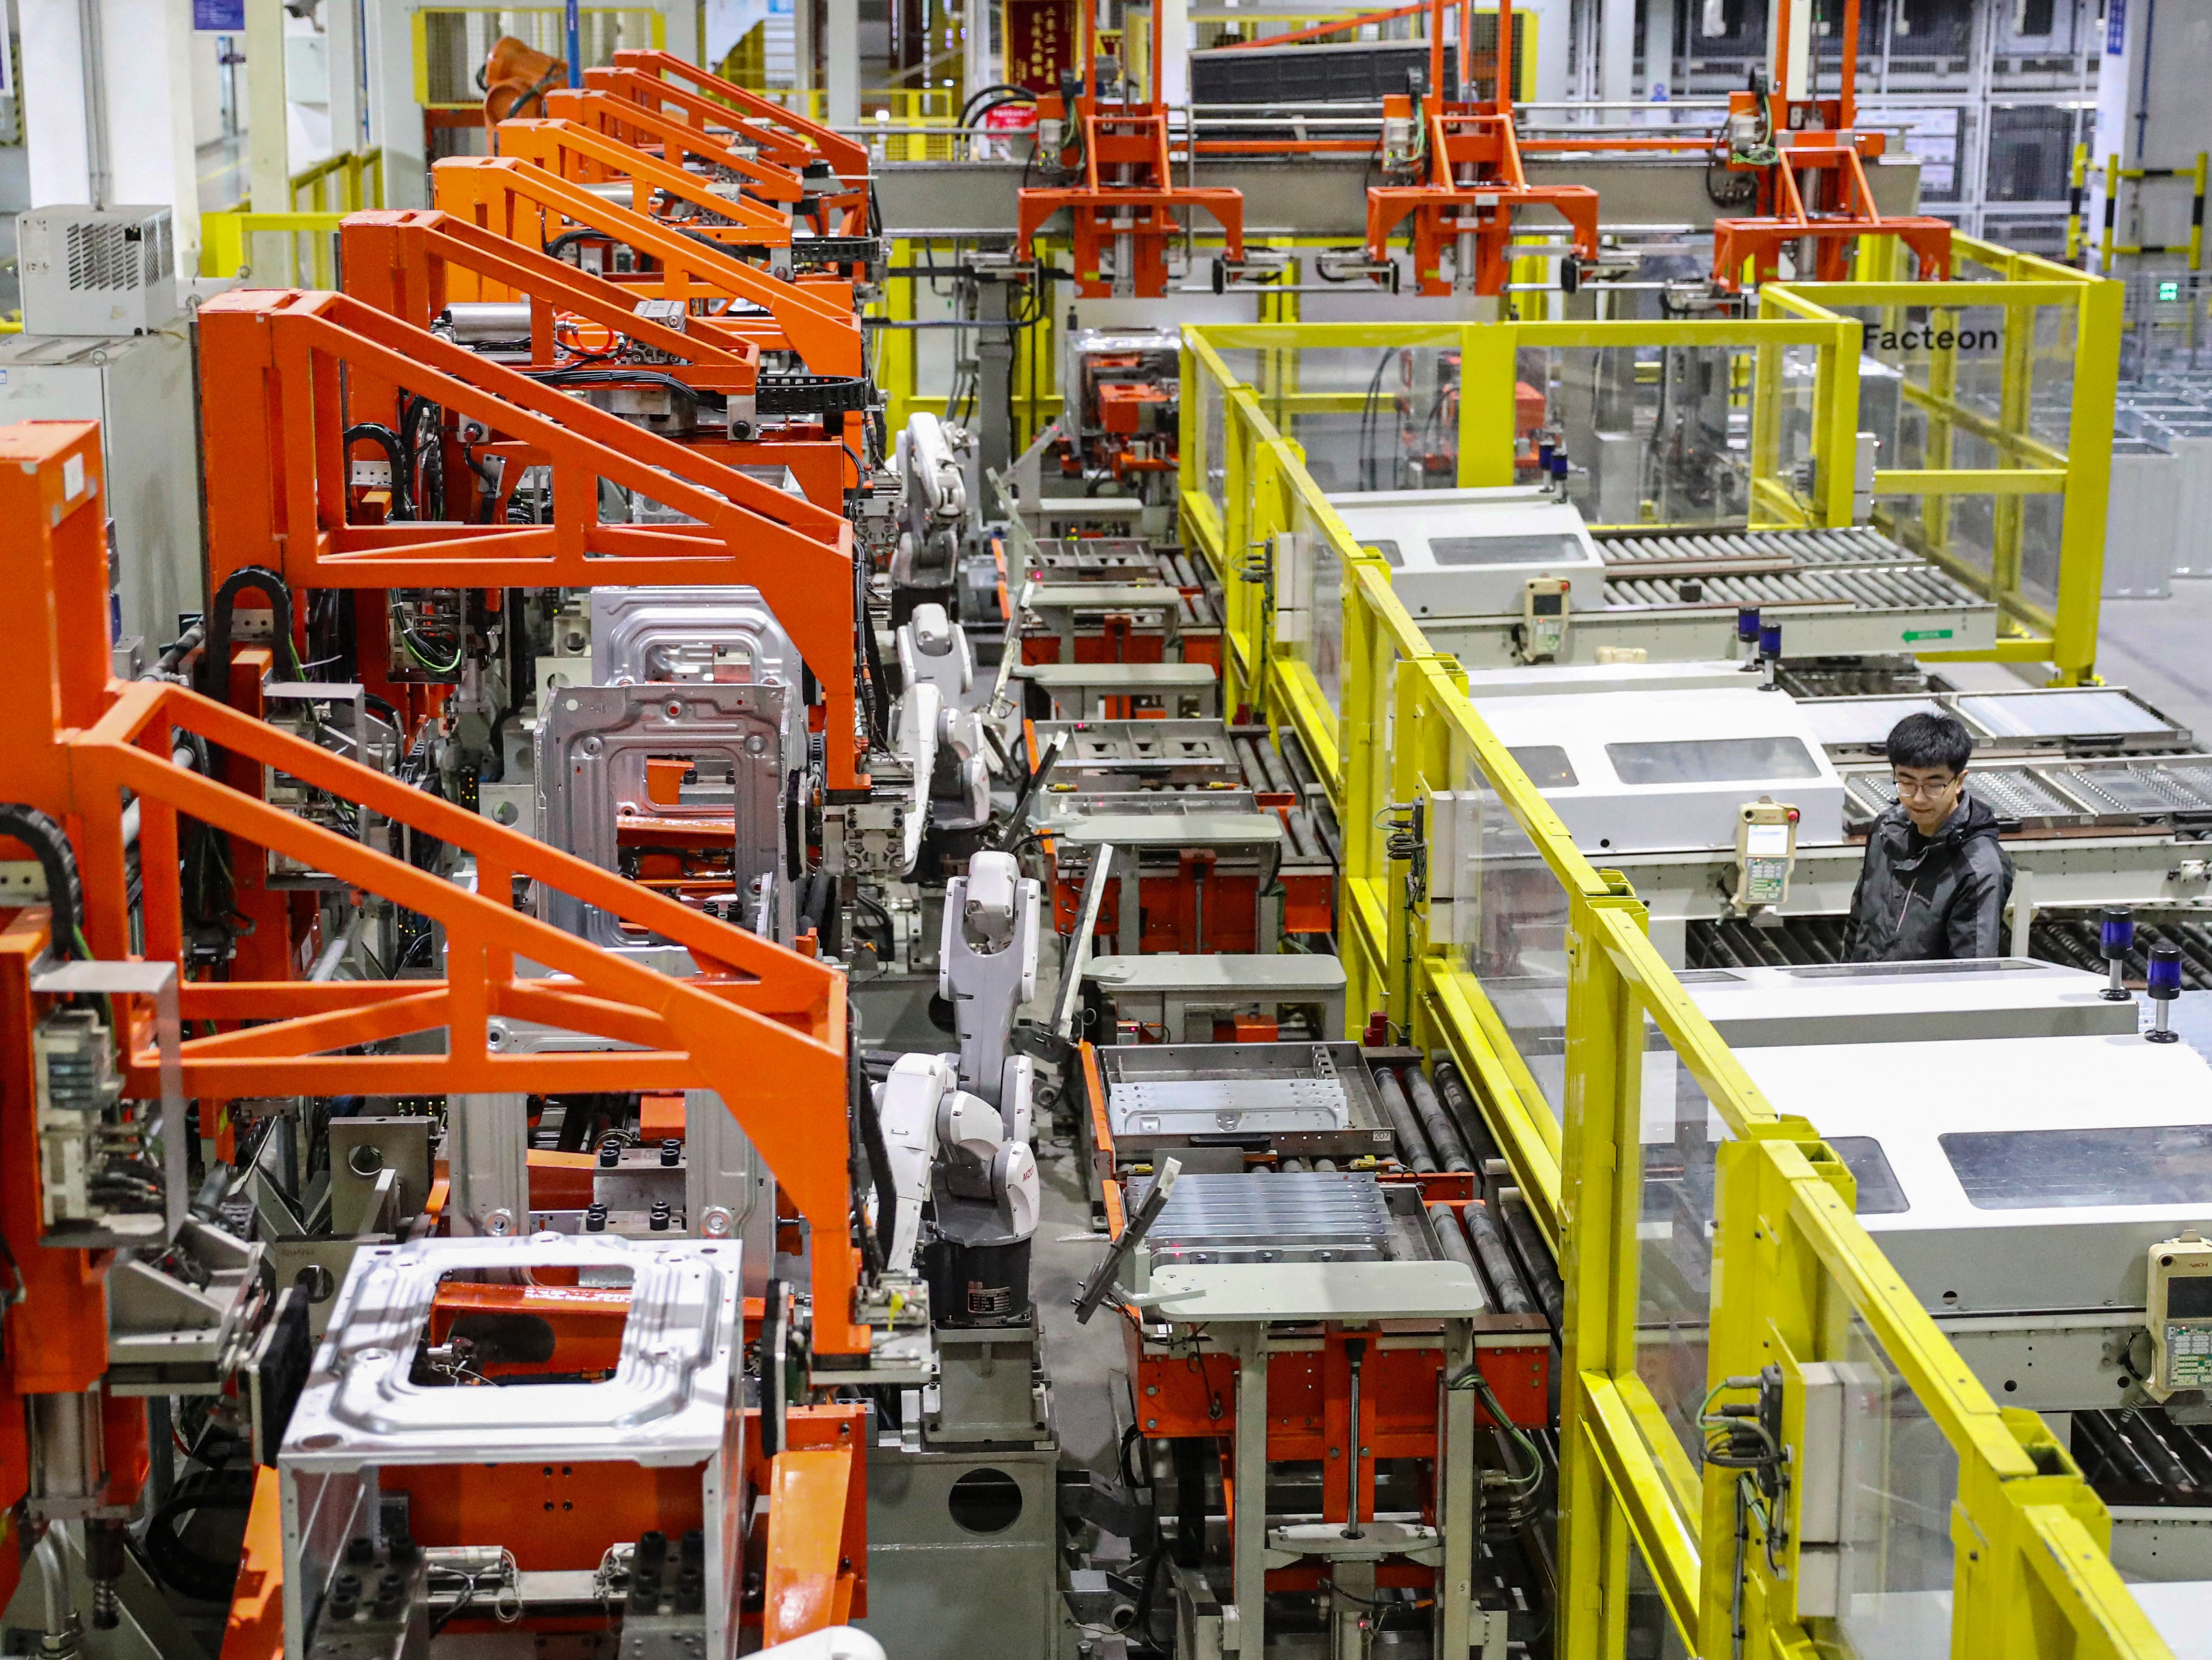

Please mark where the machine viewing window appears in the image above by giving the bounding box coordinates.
[1509,746,1579,788]
[1827,1137,1910,1216]
[1604,736,1823,787]
[1939,1125,2212,1210]
[1427,533,1587,567]
[1363,540,1406,567]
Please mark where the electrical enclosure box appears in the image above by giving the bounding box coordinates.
[16,205,178,336]
[0,330,204,655]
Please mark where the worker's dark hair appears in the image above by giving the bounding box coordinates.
[1886,710,1973,774]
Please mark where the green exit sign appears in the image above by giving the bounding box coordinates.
[2161,280,2183,302]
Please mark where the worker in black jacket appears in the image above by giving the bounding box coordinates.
[1843,710,2014,962]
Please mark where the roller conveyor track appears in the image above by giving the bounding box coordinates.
[1606,563,1985,612]
[1845,756,2212,830]
[1601,526,1926,568]
[2074,1407,2212,1505]
[1599,526,1991,614]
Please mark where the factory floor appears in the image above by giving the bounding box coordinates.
[2094,578,2212,736]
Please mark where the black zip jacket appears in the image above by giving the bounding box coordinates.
[1842,794,2015,963]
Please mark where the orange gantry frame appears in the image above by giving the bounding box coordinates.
[544,85,816,214]
[340,207,760,403]
[194,288,860,764]
[433,155,865,378]
[335,208,850,509]
[600,50,870,185]
[492,114,797,247]
[0,417,874,1358]
[1016,0,1243,297]
[1706,0,1951,287]
[1363,0,1600,296]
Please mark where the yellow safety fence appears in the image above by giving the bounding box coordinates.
[201,148,387,288]
[1180,293,2168,1657]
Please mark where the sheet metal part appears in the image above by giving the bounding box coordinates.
[1099,1041,1397,1160]
[1140,1170,1394,1266]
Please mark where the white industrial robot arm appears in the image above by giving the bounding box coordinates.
[874,1052,1041,1277]
[939,850,1042,1141]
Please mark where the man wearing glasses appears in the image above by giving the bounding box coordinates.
[1843,710,2014,962]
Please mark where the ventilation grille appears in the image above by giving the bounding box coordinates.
[62,217,170,293]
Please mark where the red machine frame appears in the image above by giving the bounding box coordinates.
[1705,0,1953,288]
[339,208,851,509]
[1363,0,1600,297]
[1017,0,1244,299]
[493,114,797,246]
[600,50,871,186]
[433,156,865,378]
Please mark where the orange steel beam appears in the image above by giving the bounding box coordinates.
[1365,104,1599,295]
[0,419,872,1355]
[337,209,850,511]
[193,288,866,794]
[605,49,870,180]
[762,1446,860,1643]
[340,208,759,399]
[433,157,863,378]
[492,116,794,244]
[220,1467,286,1660]
[547,84,809,209]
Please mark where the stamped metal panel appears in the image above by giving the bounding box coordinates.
[590,586,807,762]
[1683,959,2140,1047]
[537,681,787,946]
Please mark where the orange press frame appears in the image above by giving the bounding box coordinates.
[603,49,871,183]
[0,417,876,1359]
[1016,0,1243,298]
[546,85,813,214]
[1363,0,1600,296]
[492,115,796,247]
[194,283,863,772]
[336,209,851,510]
[434,156,864,378]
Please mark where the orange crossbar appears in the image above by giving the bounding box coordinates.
[493,115,793,242]
[194,287,865,790]
[433,157,863,377]
[546,85,808,207]
[605,49,870,180]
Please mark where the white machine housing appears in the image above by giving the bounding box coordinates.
[1683,958,2141,1047]
[17,206,178,336]
[1474,687,1846,854]
[1326,486,1608,619]
[1736,1034,2212,1323]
